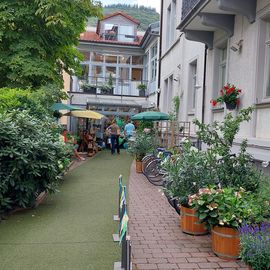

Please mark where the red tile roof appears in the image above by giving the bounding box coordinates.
[101,11,140,25]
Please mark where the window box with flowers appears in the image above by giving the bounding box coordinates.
[211,84,242,110]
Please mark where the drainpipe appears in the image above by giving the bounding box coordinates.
[202,45,208,124]
[198,44,208,150]
[157,0,164,109]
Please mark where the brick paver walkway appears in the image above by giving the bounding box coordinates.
[128,162,248,270]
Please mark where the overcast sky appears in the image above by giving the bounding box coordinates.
[100,0,161,13]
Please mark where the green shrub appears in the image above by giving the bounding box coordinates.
[194,107,262,192]
[162,139,216,206]
[0,110,71,213]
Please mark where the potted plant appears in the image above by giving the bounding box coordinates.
[210,84,242,110]
[239,222,270,270]
[162,139,216,235]
[137,83,147,97]
[128,129,157,173]
[81,83,97,94]
[190,187,265,260]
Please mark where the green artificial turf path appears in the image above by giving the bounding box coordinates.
[0,151,133,270]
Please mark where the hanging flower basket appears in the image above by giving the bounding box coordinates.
[225,102,237,110]
[211,84,241,109]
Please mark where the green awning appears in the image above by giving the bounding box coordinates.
[131,111,169,121]
[51,103,82,111]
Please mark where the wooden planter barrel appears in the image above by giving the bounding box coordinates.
[211,226,240,260]
[180,206,208,235]
[136,161,143,173]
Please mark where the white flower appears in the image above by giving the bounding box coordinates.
[192,182,196,186]
[181,137,189,143]
[262,161,269,168]
[190,146,199,153]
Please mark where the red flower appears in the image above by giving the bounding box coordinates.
[211,99,218,107]
[227,87,235,95]
[237,89,242,93]
[224,85,229,90]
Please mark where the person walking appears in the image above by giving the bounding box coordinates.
[124,120,135,138]
[107,120,120,155]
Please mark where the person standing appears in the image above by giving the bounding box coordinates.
[124,120,135,138]
[107,120,120,155]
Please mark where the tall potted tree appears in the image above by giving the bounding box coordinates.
[128,130,156,173]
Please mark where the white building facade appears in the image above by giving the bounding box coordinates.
[69,12,160,119]
[160,0,206,135]
[160,0,270,163]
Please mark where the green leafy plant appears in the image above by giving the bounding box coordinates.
[194,107,261,192]
[0,110,72,213]
[189,187,267,230]
[169,96,180,120]
[162,139,216,206]
[137,83,147,91]
[239,222,270,270]
[128,131,157,161]
[0,1,102,89]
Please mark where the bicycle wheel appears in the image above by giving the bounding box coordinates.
[144,159,160,178]
[142,154,156,174]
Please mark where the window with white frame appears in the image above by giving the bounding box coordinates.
[219,46,227,89]
[150,43,158,81]
[170,0,176,44]
[166,4,171,49]
[265,22,270,97]
[189,60,197,110]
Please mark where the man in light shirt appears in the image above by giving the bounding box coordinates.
[124,120,135,138]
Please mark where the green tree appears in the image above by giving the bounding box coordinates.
[0,0,102,89]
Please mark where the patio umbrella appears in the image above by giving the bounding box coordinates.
[131,111,169,121]
[51,103,82,111]
[64,110,105,120]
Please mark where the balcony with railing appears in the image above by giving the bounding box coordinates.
[73,76,149,97]
[181,0,203,20]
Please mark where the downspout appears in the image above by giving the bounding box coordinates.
[198,44,208,150]
[157,0,164,109]
[202,45,208,124]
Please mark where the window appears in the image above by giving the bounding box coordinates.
[171,0,176,44]
[150,43,158,81]
[219,46,227,89]
[105,55,117,64]
[166,0,176,49]
[79,50,90,61]
[118,25,134,42]
[81,64,89,79]
[166,4,171,49]
[132,55,143,65]
[91,66,103,78]
[119,55,131,64]
[189,60,197,110]
[265,22,270,97]
[91,52,104,63]
[144,52,149,81]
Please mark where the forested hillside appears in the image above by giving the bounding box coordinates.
[88,4,160,31]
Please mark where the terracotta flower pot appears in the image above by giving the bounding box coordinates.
[136,160,143,173]
[180,205,208,235]
[211,226,240,260]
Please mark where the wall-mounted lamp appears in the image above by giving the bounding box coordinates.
[157,88,161,94]
[230,40,243,52]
